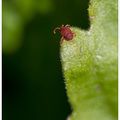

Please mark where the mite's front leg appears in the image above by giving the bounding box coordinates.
[60,37,64,44]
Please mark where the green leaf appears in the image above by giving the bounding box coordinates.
[60,0,118,120]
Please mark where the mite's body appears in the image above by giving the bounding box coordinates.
[54,25,75,43]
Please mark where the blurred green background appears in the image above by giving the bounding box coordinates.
[2,0,89,120]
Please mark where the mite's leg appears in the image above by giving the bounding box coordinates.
[53,27,60,34]
[60,37,64,44]
[65,24,71,27]
[72,32,76,37]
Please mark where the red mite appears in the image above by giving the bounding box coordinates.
[54,24,75,43]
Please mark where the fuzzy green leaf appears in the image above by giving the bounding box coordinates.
[60,0,118,120]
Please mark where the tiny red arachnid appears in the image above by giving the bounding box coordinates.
[54,24,75,43]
